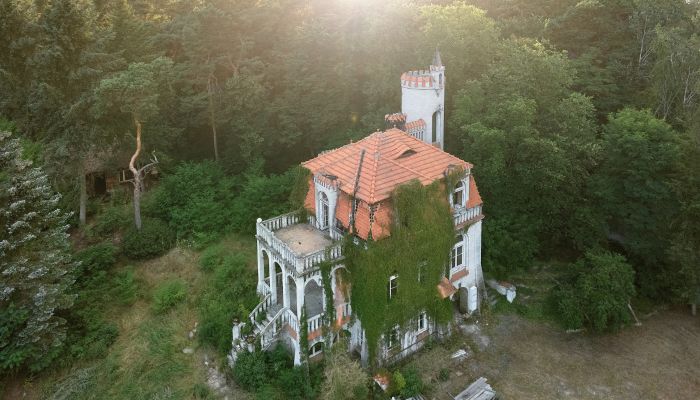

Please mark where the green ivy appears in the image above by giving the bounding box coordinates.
[289,166,311,218]
[343,179,455,365]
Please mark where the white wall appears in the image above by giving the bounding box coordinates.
[401,85,445,148]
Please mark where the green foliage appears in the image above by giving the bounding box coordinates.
[146,161,238,240]
[89,205,130,239]
[197,252,257,353]
[75,243,118,274]
[122,218,174,260]
[0,132,78,372]
[438,368,450,382]
[320,341,369,400]
[152,280,187,314]
[192,383,213,399]
[399,367,424,398]
[113,268,138,306]
[552,250,636,332]
[229,170,297,234]
[232,350,271,390]
[593,108,681,298]
[345,180,454,363]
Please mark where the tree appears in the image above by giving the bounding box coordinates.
[93,57,174,230]
[592,108,681,298]
[554,250,636,332]
[320,342,369,400]
[0,131,77,372]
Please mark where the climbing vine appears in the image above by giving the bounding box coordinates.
[319,260,335,328]
[289,165,311,218]
[343,179,455,365]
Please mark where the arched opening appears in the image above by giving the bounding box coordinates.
[288,276,297,315]
[319,192,329,229]
[304,279,324,318]
[274,262,283,305]
[431,111,438,144]
[309,341,323,357]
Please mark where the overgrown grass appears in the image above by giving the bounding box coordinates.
[32,235,259,400]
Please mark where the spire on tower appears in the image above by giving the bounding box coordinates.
[432,47,443,67]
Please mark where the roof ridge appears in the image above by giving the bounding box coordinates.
[368,132,382,203]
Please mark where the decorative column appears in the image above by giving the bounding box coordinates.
[296,276,305,321]
[269,259,277,305]
[256,245,265,295]
[282,269,290,309]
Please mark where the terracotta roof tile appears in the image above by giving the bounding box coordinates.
[303,129,471,204]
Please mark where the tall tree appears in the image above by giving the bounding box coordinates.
[593,108,681,298]
[0,131,77,372]
[93,57,174,230]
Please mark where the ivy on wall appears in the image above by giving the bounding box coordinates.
[343,179,456,365]
[289,165,312,217]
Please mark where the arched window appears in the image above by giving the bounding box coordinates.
[452,181,466,208]
[309,342,323,357]
[451,235,464,269]
[319,191,329,229]
[388,273,398,299]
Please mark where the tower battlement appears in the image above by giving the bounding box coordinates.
[400,48,445,149]
[400,70,441,89]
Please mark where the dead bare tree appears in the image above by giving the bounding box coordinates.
[127,116,159,231]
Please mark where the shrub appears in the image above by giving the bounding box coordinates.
[75,242,118,274]
[122,218,174,260]
[198,254,257,353]
[277,366,314,400]
[400,367,424,397]
[390,371,406,396]
[230,171,297,234]
[145,161,239,239]
[438,368,450,382]
[232,350,267,390]
[199,244,226,272]
[152,280,187,314]
[113,268,138,306]
[192,383,213,399]
[552,250,636,332]
[90,205,129,238]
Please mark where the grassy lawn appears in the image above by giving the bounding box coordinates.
[3,234,257,400]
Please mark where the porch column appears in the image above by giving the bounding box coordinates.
[282,268,290,309]
[296,276,305,320]
[328,191,338,230]
[269,259,277,304]
[256,245,265,295]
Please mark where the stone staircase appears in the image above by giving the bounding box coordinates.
[228,294,301,367]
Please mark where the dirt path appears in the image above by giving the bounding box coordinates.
[473,310,700,399]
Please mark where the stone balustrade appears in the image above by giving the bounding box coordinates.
[256,212,343,276]
[453,205,483,227]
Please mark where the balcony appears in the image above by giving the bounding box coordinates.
[453,205,483,228]
[256,212,343,276]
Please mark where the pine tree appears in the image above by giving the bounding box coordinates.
[0,131,77,372]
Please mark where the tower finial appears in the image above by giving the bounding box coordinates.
[432,47,442,67]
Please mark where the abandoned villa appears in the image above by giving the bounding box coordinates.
[230,50,485,366]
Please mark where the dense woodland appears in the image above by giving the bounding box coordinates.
[1,0,700,393]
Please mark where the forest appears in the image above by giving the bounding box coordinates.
[1,0,699,398]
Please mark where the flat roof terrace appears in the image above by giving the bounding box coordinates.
[274,223,333,257]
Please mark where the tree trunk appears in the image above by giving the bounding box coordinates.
[130,116,143,231]
[79,165,87,226]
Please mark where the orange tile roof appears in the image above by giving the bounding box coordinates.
[404,119,426,131]
[303,129,472,204]
[467,175,483,208]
